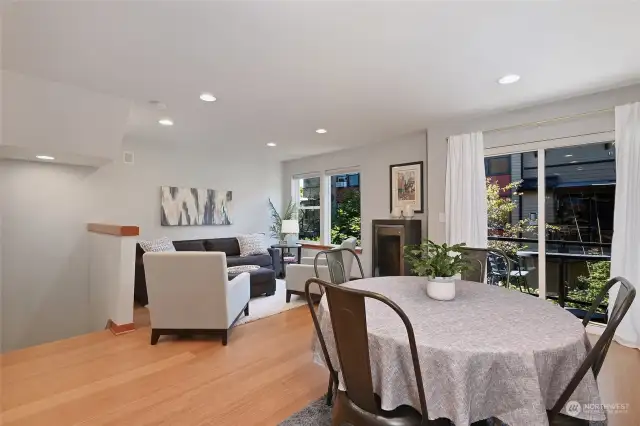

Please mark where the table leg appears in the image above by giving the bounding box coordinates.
[280,249,286,278]
[297,246,302,264]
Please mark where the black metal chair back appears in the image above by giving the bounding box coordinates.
[305,277,429,420]
[487,248,512,286]
[314,247,364,284]
[549,276,636,419]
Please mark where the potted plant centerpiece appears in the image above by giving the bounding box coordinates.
[404,240,468,300]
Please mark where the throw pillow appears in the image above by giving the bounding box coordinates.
[228,265,260,276]
[236,233,268,257]
[139,237,176,253]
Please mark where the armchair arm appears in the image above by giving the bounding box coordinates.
[226,272,250,326]
[285,264,330,293]
[301,256,327,266]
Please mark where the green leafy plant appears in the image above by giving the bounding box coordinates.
[268,199,297,242]
[404,240,468,278]
[331,188,361,245]
[568,260,610,314]
[486,178,559,257]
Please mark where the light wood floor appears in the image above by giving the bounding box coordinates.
[1,306,639,426]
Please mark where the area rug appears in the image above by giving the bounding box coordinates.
[236,279,307,326]
[277,399,606,426]
[278,398,330,426]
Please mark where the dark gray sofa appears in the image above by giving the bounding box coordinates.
[135,237,279,306]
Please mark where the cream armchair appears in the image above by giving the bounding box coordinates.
[285,237,358,302]
[143,251,250,346]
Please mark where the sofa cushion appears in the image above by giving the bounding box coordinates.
[204,238,240,256]
[173,240,206,252]
[227,254,272,268]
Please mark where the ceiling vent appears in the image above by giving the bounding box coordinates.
[123,151,134,165]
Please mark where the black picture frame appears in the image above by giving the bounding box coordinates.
[389,161,424,214]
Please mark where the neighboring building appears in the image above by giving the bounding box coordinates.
[487,142,616,247]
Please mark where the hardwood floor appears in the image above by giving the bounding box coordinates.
[1,306,326,426]
[1,306,639,426]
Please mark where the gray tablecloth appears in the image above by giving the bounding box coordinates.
[313,277,605,426]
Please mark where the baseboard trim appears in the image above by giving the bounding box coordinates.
[107,320,136,336]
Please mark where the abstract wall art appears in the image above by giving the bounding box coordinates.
[160,186,233,226]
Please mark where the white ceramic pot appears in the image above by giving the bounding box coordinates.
[391,207,402,218]
[426,276,456,301]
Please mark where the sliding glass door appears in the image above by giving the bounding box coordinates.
[543,143,615,322]
[485,151,540,294]
[485,141,615,323]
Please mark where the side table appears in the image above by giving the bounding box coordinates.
[270,244,302,278]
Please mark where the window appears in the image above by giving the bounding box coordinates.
[485,156,511,176]
[330,173,361,245]
[293,170,361,246]
[484,142,615,322]
[297,177,321,241]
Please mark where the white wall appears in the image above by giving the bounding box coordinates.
[282,131,427,276]
[88,233,137,330]
[0,140,281,351]
[0,71,131,166]
[427,83,640,243]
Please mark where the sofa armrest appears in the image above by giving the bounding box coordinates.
[267,247,280,276]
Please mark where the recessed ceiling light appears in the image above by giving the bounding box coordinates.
[564,154,573,157]
[158,118,174,126]
[199,93,217,102]
[316,128,327,134]
[577,167,584,171]
[498,74,521,85]
[266,142,277,147]
[570,160,578,164]
[36,155,55,160]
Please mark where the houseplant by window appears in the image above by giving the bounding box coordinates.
[269,199,298,244]
[404,240,468,300]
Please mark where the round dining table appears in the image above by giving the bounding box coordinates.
[312,276,606,426]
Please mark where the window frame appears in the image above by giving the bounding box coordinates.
[292,168,361,247]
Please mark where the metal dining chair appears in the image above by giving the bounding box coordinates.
[313,247,365,406]
[305,277,449,426]
[314,247,365,285]
[546,276,636,425]
[460,247,511,286]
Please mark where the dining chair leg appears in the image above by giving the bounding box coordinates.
[326,374,334,406]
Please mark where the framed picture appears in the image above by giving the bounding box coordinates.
[389,161,424,214]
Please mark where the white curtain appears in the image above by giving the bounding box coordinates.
[610,102,640,349]
[445,132,488,247]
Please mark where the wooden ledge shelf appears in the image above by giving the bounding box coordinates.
[300,243,362,254]
[87,223,140,237]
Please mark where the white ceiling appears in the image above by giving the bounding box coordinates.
[3,1,640,160]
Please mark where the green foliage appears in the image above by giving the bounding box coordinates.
[268,198,297,242]
[330,189,361,245]
[486,178,559,257]
[404,240,469,278]
[568,261,610,313]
